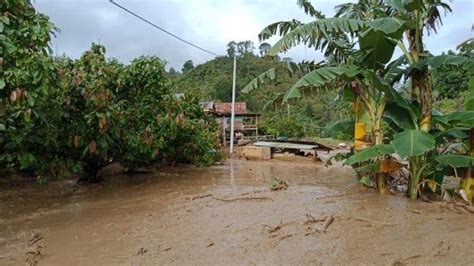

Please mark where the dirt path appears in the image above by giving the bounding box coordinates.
[0,159,473,265]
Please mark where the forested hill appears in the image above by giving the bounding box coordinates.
[172,53,296,113]
[170,49,352,139]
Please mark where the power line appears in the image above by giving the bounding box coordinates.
[109,0,220,56]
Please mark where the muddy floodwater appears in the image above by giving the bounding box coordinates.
[1,158,473,265]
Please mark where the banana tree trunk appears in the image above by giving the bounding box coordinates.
[353,97,370,183]
[408,156,422,199]
[459,128,474,202]
[353,98,370,154]
[372,109,388,194]
[406,27,432,199]
[353,96,387,193]
[412,69,432,132]
[373,116,387,194]
[407,26,432,132]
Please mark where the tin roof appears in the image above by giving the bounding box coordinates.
[214,102,247,115]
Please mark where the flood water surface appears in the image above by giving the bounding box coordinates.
[1,159,473,265]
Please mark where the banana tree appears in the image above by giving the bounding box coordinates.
[381,53,474,198]
[244,0,411,192]
[337,0,453,132]
[433,76,474,202]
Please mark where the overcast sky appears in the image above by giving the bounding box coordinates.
[35,0,473,70]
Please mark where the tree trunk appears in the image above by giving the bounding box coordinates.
[407,28,432,132]
[406,28,431,199]
[412,69,432,132]
[373,114,387,194]
[459,128,474,202]
[353,98,370,182]
[353,98,370,153]
[78,161,103,183]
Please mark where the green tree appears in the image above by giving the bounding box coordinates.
[432,49,472,100]
[182,60,194,73]
[226,41,237,57]
[259,42,271,56]
[0,0,66,176]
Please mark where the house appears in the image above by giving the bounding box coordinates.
[200,101,260,145]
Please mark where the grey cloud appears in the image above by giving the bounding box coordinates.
[35,0,473,70]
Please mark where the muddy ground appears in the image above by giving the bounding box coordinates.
[0,157,473,265]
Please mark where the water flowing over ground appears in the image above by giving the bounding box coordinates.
[1,159,473,265]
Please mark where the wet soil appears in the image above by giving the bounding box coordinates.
[0,158,473,265]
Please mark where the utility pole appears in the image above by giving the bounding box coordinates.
[230,55,237,153]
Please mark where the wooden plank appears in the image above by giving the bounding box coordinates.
[253,141,318,150]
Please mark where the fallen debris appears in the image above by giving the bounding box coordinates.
[407,209,423,214]
[212,196,272,202]
[278,234,293,241]
[240,188,268,196]
[187,193,212,201]
[136,247,148,255]
[392,254,422,265]
[304,214,326,225]
[269,178,289,191]
[206,241,215,248]
[433,241,450,257]
[321,215,334,233]
[262,220,300,237]
[27,232,43,247]
[314,192,354,200]
[262,223,282,234]
[348,216,396,226]
[25,244,44,266]
[25,231,45,266]
[304,230,318,236]
[453,203,474,213]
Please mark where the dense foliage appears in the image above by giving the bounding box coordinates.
[249,0,474,201]
[0,1,220,181]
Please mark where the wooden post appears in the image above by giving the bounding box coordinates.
[222,116,226,147]
[255,116,259,139]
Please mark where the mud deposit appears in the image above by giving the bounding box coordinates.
[1,159,473,265]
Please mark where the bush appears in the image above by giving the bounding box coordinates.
[260,112,320,138]
[0,2,220,181]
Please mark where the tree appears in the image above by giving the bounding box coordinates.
[432,50,472,100]
[237,40,255,55]
[182,60,194,73]
[226,41,237,57]
[169,67,178,75]
[227,40,255,58]
[259,42,272,56]
[0,0,65,176]
[62,43,122,181]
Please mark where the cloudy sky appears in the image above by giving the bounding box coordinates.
[35,0,473,70]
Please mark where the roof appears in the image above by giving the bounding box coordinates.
[200,101,255,115]
[214,102,247,115]
[200,101,215,110]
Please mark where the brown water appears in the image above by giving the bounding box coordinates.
[0,159,473,265]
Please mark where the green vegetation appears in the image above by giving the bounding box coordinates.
[174,43,351,139]
[246,0,474,201]
[0,1,220,182]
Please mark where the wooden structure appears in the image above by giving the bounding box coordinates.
[201,101,260,146]
[253,140,332,160]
